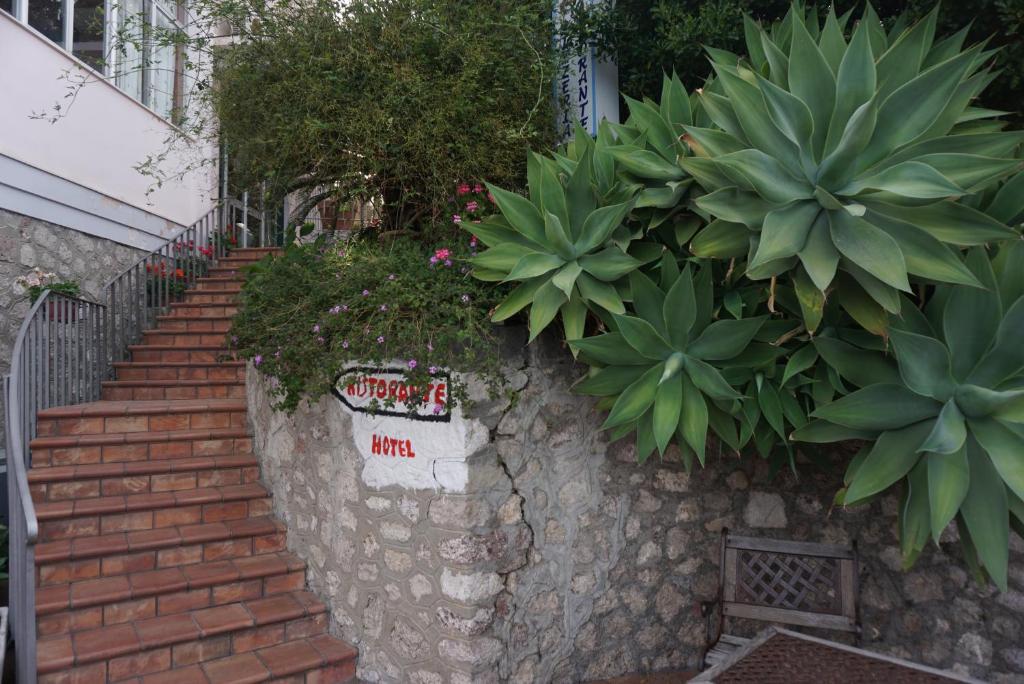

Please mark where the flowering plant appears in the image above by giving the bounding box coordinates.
[231,231,509,413]
[15,269,80,304]
[145,239,214,304]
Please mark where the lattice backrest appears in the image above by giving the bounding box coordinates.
[720,534,859,633]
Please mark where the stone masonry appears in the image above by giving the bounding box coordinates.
[1,209,145,441]
[248,328,1024,683]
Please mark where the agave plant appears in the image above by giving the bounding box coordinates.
[570,258,766,465]
[470,155,640,342]
[794,248,1024,590]
[684,3,1021,331]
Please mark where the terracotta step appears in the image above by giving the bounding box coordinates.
[155,316,234,333]
[36,590,331,676]
[142,331,232,347]
[113,362,246,383]
[35,400,247,438]
[31,426,251,468]
[228,248,281,256]
[101,379,245,401]
[36,552,307,635]
[168,303,239,317]
[35,515,286,570]
[29,454,259,505]
[194,277,245,292]
[185,291,241,305]
[128,345,234,363]
[206,266,247,278]
[35,482,272,542]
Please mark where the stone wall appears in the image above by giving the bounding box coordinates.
[248,329,1024,684]
[1,209,145,439]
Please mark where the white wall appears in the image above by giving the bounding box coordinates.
[0,12,217,246]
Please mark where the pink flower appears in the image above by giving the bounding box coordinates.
[388,274,396,281]
[487,192,495,203]
[330,305,342,314]
[312,324,320,333]
[428,366,438,374]
[362,289,370,296]
[377,336,385,344]
[473,184,483,193]
[452,214,462,224]
[466,201,478,213]
[342,340,349,349]
[408,359,418,369]
[432,403,443,415]
[435,248,451,261]
[429,256,439,265]
[380,304,388,312]
[470,236,478,247]
[253,355,263,366]
[460,294,470,303]
[317,336,325,344]
[457,183,471,196]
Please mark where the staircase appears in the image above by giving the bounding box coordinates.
[26,248,358,683]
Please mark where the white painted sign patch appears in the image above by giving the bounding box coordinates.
[332,367,488,492]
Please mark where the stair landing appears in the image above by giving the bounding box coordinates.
[29,248,357,683]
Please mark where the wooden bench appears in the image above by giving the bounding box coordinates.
[701,529,860,670]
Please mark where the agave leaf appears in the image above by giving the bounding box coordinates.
[486,183,547,248]
[969,297,1024,387]
[797,215,840,292]
[828,211,911,293]
[884,131,1024,169]
[867,210,982,287]
[918,400,967,454]
[683,356,741,401]
[793,267,825,333]
[927,444,970,541]
[986,171,1024,224]
[824,18,876,157]
[688,317,767,362]
[573,365,648,396]
[472,242,540,273]
[944,251,1001,380]
[491,278,545,322]
[613,314,674,361]
[663,265,696,348]
[993,242,1024,308]
[636,409,657,465]
[818,98,879,190]
[791,419,879,443]
[782,344,818,385]
[812,337,900,387]
[683,126,746,157]
[551,261,583,300]
[901,458,932,567]
[579,246,642,282]
[761,30,791,88]
[608,146,685,181]
[469,216,537,249]
[528,280,568,342]
[629,271,669,338]
[812,384,941,430]
[661,71,693,130]
[561,295,587,346]
[845,261,902,314]
[860,48,977,170]
[751,201,820,268]
[875,6,938,100]
[653,376,683,454]
[574,201,634,255]
[625,95,678,161]
[505,253,565,282]
[715,66,803,173]
[818,6,847,73]
[914,154,1020,193]
[862,199,1016,246]
[543,211,575,261]
[841,161,965,199]
[694,188,780,228]
[889,328,955,401]
[787,10,835,159]
[970,418,1024,504]
[845,420,932,504]
[698,90,748,142]
[679,373,709,464]
[715,150,813,203]
[570,332,650,366]
[603,363,664,430]
[960,436,1010,591]
[690,220,750,259]
[577,272,625,315]
[743,15,768,71]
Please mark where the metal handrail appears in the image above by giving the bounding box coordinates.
[3,291,107,684]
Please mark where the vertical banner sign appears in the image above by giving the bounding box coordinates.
[553,0,619,144]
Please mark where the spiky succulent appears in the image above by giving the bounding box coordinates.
[795,248,1024,590]
[684,5,1021,325]
[570,258,765,465]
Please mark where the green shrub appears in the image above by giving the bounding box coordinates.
[210,0,556,229]
[476,3,1024,588]
[230,230,510,413]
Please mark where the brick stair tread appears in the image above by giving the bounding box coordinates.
[156,314,236,322]
[157,634,357,683]
[38,399,247,419]
[37,590,327,673]
[36,515,284,565]
[168,302,240,308]
[113,361,245,368]
[31,426,250,451]
[35,482,269,520]
[128,344,233,351]
[29,454,258,484]
[36,551,305,615]
[102,379,243,388]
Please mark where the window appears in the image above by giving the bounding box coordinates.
[8,0,184,121]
